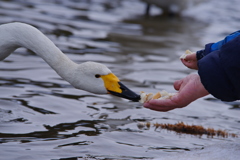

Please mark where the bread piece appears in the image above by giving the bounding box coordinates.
[180,50,193,60]
[146,93,154,101]
[139,91,147,103]
[139,90,176,103]
[152,92,161,99]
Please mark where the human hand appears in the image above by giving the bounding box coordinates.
[180,53,198,70]
[143,74,209,111]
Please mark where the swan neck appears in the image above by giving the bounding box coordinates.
[0,23,77,82]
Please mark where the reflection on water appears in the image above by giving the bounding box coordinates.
[0,0,240,159]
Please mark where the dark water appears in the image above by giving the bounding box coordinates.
[0,0,240,159]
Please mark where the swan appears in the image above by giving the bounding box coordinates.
[0,22,140,101]
[142,0,188,16]
[141,0,202,16]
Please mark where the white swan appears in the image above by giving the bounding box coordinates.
[142,0,203,16]
[0,22,140,101]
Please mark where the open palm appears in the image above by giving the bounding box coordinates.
[144,74,209,111]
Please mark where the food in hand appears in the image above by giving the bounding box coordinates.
[180,50,194,59]
[139,90,176,103]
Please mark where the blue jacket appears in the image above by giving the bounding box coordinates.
[197,30,240,101]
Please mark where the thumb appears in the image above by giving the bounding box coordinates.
[174,79,183,91]
[184,53,196,61]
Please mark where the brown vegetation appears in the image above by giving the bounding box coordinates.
[138,122,238,138]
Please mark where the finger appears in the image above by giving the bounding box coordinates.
[143,91,191,112]
[184,53,196,61]
[145,105,176,112]
[181,59,189,67]
[174,79,182,90]
[145,94,182,108]
[144,95,194,112]
[181,59,198,70]
[181,58,193,66]
[144,100,177,112]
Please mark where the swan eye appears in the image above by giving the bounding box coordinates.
[95,74,101,78]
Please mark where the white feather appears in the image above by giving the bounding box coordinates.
[0,22,111,94]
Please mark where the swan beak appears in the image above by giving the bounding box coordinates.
[101,73,140,102]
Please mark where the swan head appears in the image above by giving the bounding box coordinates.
[72,61,140,101]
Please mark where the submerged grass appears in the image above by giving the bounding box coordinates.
[138,122,238,138]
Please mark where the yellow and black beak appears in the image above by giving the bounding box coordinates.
[101,73,140,102]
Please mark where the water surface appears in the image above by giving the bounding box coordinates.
[0,0,240,159]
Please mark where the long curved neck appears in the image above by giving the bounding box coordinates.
[0,22,77,83]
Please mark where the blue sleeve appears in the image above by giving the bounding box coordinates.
[196,30,240,60]
[198,35,240,101]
